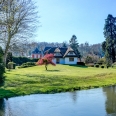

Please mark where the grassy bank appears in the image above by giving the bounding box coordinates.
[0,64,116,98]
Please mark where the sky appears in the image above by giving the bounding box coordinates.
[33,0,116,44]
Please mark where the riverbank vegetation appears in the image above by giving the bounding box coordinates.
[0,47,5,85]
[0,64,116,98]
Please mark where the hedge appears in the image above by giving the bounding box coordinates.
[12,56,38,65]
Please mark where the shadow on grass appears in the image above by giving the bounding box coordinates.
[68,65,88,68]
[47,70,60,72]
[0,76,6,87]
[0,88,17,99]
[14,74,21,76]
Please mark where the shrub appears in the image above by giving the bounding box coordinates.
[0,47,5,84]
[0,63,5,84]
[97,58,106,65]
[85,56,93,64]
[26,62,36,66]
[18,62,36,68]
[94,62,97,65]
[7,62,16,69]
[12,56,38,65]
[95,64,99,68]
[101,65,104,68]
[0,46,4,63]
[85,55,99,64]
[97,62,102,65]
[86,63,94,67]
[112,62,116,68]
[113,62,116,65]
[77,62,85,66]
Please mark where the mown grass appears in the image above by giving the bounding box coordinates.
[0,64,116,98]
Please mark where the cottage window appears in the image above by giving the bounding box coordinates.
[69,58,74,61]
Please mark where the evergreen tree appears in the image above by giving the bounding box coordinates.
[102,14,116,65]
[69,35,81,59]
[0,46,5,84]
[0,46,4,63]
[62,42,67,47]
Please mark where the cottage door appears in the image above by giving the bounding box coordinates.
[56,58,60,64]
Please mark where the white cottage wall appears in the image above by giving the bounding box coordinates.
[52,58,65,64]
[65,57,78,64]
[53,58,56,64]
[59,58,65,64]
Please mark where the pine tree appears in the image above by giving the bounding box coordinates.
[69,35,81,59]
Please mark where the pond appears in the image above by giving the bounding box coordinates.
[0,86,116,116]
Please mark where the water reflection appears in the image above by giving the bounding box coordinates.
[1,86,116,116]
[70,91,78,102]
[103,86,116,115]
[0,99,5,116]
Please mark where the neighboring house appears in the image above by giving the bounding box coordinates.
[32,48,42,59]
[43,47,79,64]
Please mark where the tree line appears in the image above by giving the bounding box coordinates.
[10,36,103,63]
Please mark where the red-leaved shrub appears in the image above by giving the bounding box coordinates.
[36,54,56,70]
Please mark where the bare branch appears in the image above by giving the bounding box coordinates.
[0,0,40,64]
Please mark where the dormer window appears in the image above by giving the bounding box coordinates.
[67,51,75,55]
[54,52,61,56]
[69,52,74,54]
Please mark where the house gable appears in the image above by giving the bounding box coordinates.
[63,47,78,57]
[54,48,62,57]
[54,48,60,52]
[32,48,41,54]
[67,51,76,55]
[32,48,41,59]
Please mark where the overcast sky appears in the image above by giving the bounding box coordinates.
[33,0,116,44]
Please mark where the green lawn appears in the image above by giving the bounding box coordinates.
[0,64,116,98]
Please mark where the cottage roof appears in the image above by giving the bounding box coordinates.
[59,47,67,56]
[43,47,79,57]
[43,47,51,53]
[48,47,57,54]
[43,47,57,54]
[32,48,41,54]
[63,47,74,57]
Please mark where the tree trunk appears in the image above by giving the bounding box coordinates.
[0,0,39,67]
[45,64,47,71]
[112,47,115,63]
[3,53,7,66]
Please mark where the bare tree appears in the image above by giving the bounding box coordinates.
[0,0,39,64]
